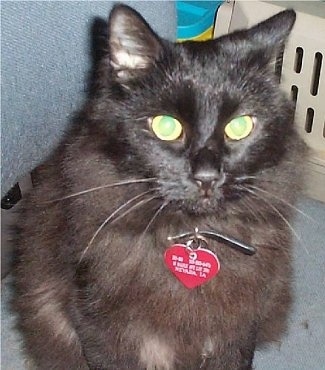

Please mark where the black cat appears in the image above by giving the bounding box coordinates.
[14,5,306,369]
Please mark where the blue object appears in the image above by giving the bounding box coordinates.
[176,1,223,40]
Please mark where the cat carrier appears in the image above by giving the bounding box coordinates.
[215,1,325,202]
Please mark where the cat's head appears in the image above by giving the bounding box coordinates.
[91,5,299,217]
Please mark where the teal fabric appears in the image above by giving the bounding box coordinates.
[1,1,176,195]
[176,1,223,39]
[1,196,325,369]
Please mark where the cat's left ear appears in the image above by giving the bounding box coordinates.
[107,5,163,82]
[243,9,296,65]
[248,9,296,50]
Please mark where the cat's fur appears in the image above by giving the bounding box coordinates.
[14,5,306,370]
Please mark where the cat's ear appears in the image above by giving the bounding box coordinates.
[107,5,163,82]
[225,10,296,66]
[248,9,296,50]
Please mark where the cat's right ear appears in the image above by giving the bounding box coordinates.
[107,5,163,82]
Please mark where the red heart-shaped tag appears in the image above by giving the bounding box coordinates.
[164,244,220,289]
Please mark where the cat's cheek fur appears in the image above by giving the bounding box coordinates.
[129,137,199,202]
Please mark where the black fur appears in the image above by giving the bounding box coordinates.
[13,6,306,370]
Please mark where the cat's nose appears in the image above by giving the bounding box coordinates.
[193,170,218,197]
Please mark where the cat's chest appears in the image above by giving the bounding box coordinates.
[97,223,278,290]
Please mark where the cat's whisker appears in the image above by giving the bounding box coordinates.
[246,184,317,224]
[237,195,266,224]
[109,193,160,226]
[236,175,258,182]
[234,185,272,224]
[259,197,304,247]
[79,189,158,263]
[137,201,169,246]
[242,187,311,256]
[44,178,158,203]
[236,175,297,188]
[235,185,301,257]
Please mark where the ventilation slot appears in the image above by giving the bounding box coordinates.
[305,108,314,133]
[291,85,298,111]
[310,52,323,96]
[294,47,304,73]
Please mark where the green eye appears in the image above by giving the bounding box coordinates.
[151,115,183,141]
[224,115,254,140]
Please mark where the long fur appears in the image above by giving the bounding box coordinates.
[13,6,306,370]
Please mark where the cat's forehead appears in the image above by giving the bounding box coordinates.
[166,46,245,113]
[171,42,245,97]
[166,40,272,118]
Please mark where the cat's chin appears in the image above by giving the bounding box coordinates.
[170,198,226,217]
